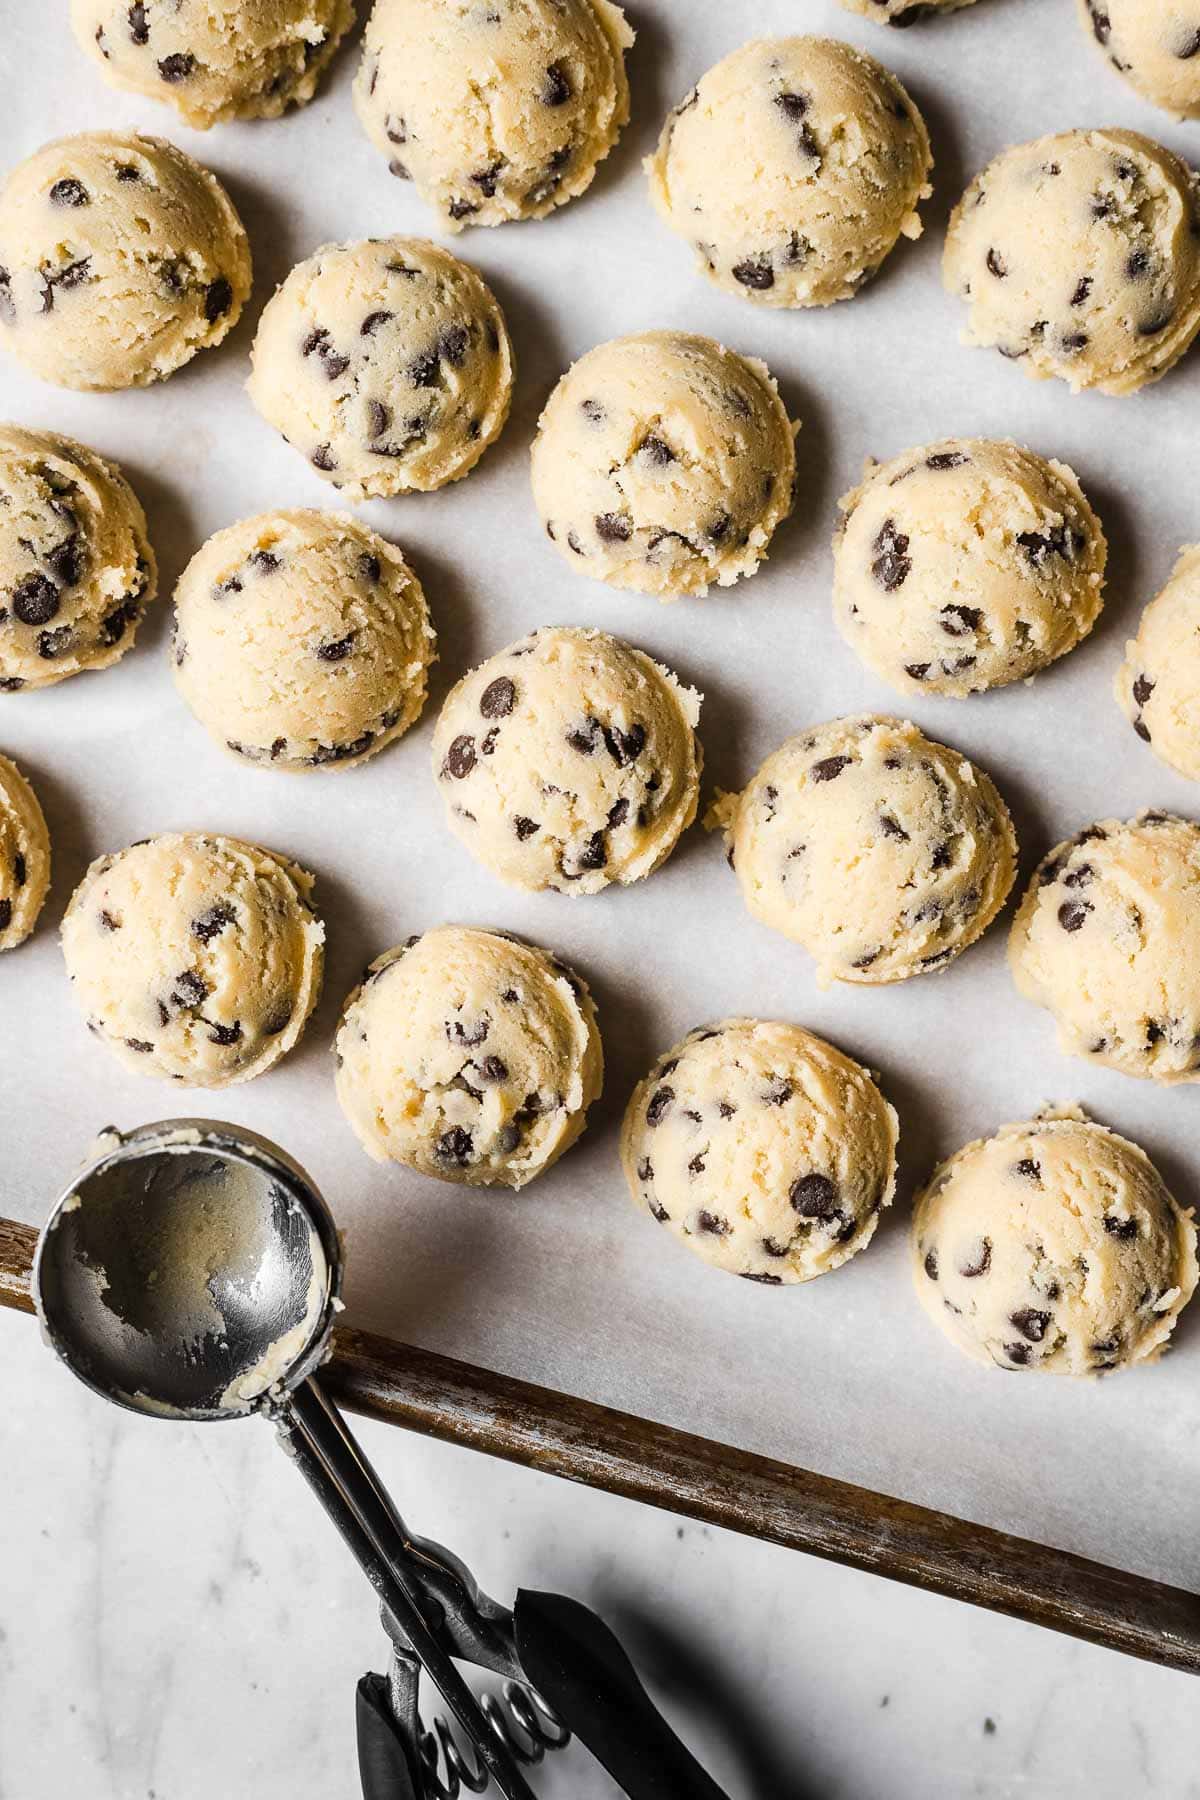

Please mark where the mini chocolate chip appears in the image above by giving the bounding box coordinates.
[986,248,1008,278]
[128,2,148,42]
[444,735,476,779]
[602,723,645,767]
[38,626,72,659]
[12,573,60,627]
[1178,27,1200,56]
[871,519,911,591]
[125,1038,154,1054]
[580,397,605,423]
[409,349,441,387]
[436,1126,473,1166]
[50,178,89,208]
[440,324,469,366]
[12,854,25,888]
[741,1272,782,1285]
[0,899,12,932]
[607,797,629,828]
[688,1153,706,1176]
[575,832,606,871]
[480,676,515,718]
[732,255,775,291]
[361,310,393,336]
[1061,864,1093,889]
[1057,899,1092,932]
[764,1079,793,1107]
[99,909,121,932]
[1004,1343,1033,1368]
[878,812,909,842]
[1010,1307,1050,1343]
[960,1237,992,1278]
[1061,331,1089,354]
[209,1021,243,1047]
[478,1056,508,1083]
[696,1211,730,1236]
[316,631,356,662]
[1132,674,1155,707]
[646,1086,675,1127]
[905,663,930,681]
[924,1250,939,1281]
[595,512,632,542]
[311,444,337,471]
[926,451,970,471]
[790,1174,838,1220]
[513,816,540,840]
[172,970,209,1007]
[204,277,232,322]
[1104,1214,1138,1240]
[192,902,236,943]
[1071,276,1093,306]
[640,434,675,466]
[1126,248,1151,279]
[940,604,983,636]
[1013,1158,1042,1182]
[811,755,851,782]
[158,52,196,81]
[541,61,571,105]
[359,552,382,583]
[567,719,600,755]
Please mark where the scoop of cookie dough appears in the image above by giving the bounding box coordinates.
[839,0,978,23]
[0,132,250,391]
[336,926,603,1187]
[0,426,156,692]
[433,626,702,895]
[1078,0,1200,120]
[621,1019,898,1284]
[711,715,1017,986]
[1115,545,1200,779]
[354,0,632,230]
[247,237,513,501]
[61,833,324,1087]
[0,754,50,950]
[1010,812,1200,1084]
[913,1109,1198,1374]
[833,439,1107,698]
[530,331,798,599]
[646,36,932,308]
[173,510,436,772]
[944,128,1200,396]
[72,0,354,128]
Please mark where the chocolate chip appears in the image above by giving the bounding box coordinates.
[602,723,645,767]
[311,444,336,471]
[1060,331,1089,354]
[359,552,382,583]
[696,1211,730,1236]
[1003,1343,1033,1367]
[764,1079,793,1107]
[249,550,279,576]
[409,348,441,387]
[316,631,356,662]
[924,1249,939,1281]
[1132,674,1155,707]
[12,574,60,627]
[1057,899,1092,932]
[192,902,236,943]
[567,719,600,754]
[124,1037,154,1054]
[1010,1307,1050,1343]
[905,663,930,681]
[811,755,851,783]
[646,1086,675,1126]
[926,451,970,471]
[0,899,11,932]
[447,1013,489,1049]
[1071,276,1093,307]
[1061,863,1093,889]
[361,310,393,337]
[732,255,775,291]
[440,324,469,366]
[172,971,208,1007]
[1177,27,1200,57]
[986,248,1008,278]
[595,512,632,542]
[50,178,89,208]
[575,832,606,872]
[13,855,25,888]
[607,797,630,829]
[99,909,121,932]
[37,626,72,660]
[1126,248,1151,279]
[478,1056,508,1083]
[480,676,515,719]
[1013,1157,1042,1182]
[541,61,572,105]
[204,277,232,323]
[513,816,540,840]
[878,812,909,842]
[940,603,983,636]
[209,1021,242,1047]
[443,734,476,779]
[580,397,605,423]
[158,52,196,81]
[960,1237,992,1278]
[790,1174,838,1221]
[436,1127,474,1166]
[471,160,503,197]
[1104,1214,1138,1240]
[639,434,675,466]
[741,1271,783,1285]
[871,519,910,591]
[128,2,148,42]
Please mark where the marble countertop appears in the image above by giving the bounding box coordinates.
[1,1305,1193,1800]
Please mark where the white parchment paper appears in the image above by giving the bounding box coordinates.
[3,0,1200,1589]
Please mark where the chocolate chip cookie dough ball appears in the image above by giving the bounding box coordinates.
[646,37,932,308]
[839,0,978,23]
[1078,0,1200,120]
[531,332,798,599]
[944,129,1200,396]
[336,926,602,1187]
[0,755,50,950]
[354,0,632,230]
[61,833,324,1087]
[173,511,436,772]
[914,1110,1198,1374]
[1116,546,1200,779]
[247,238,513,501]
[434,626,701,895]
[833,439,1107,699]
[621,1020,898,1284]
[72,0,354,128]
[0,133,250,391]
[1010,813,1200,1084]
[0,426,156,692]
[711,716,1016,985]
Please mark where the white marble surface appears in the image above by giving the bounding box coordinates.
[1,1305,1197,1800]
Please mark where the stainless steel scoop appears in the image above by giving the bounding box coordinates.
[33,1120,728,1800]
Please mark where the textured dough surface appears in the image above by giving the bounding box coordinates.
[531,331,798,598]
[72,0,354,128]
[944,128,1200,396]
[1078,0,1200,119]
[0,132,250,391]
[712,715,1017,986]
[1010,812,1200,1084]
[248,237,514,501]
[646,35,932,308]
[173,510,436,772]
[839,0,978,22]
[0,754,50,950]
[621,1019,898,1284]
[913,1109,1198,1375]
[354,0,632,230]
[1115,544,1200,780]
[335,926,603,1188]
[434,626,701,895]
[833,438,1106,698]
[62,833,324,1087]
[0,426,156,692]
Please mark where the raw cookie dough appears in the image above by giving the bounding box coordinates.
[61,833,324,1087]
[0,754,50,949]
[913,1109,1198,1374]
[711,715,1017,985]
[839,0,979,23]
[336,926,602,1187]
[353,0,633,230]
[1078,0,1200,120]
[646,36,932,308]
[173,510,436,772]
[621,1019,898,1284]
[1115,545,1200,779]
[433,626,701,895]
[72,0,354,128]
[530,331,798,599]
[1010,812,1200,1083]
[0,132,250,391]
[833,439,1107,698]
[247,237,514,501]
[943,128,1200,396]
[0,426,156,692]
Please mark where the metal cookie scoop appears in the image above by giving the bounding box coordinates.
[34,1121,729,1800]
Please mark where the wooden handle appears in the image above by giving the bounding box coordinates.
[3,1212,1197,1674]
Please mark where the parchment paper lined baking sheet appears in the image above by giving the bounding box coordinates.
[3,0,1200,1593]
